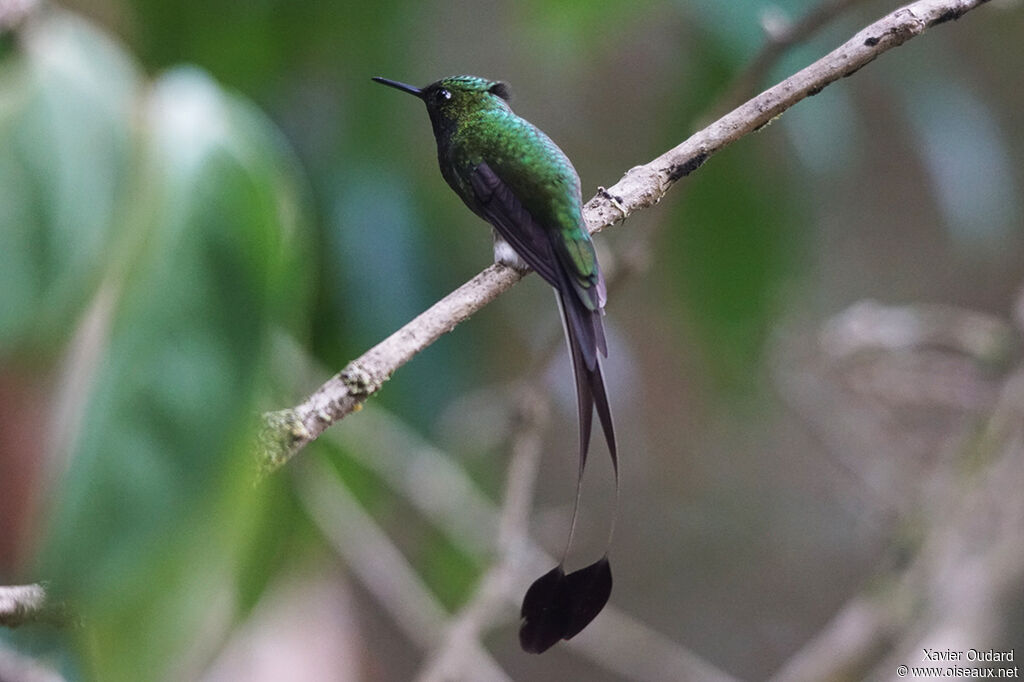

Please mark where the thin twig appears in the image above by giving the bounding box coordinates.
[772,299,1016,522]
[295,459,511,682]
[771,369,1024,682]
[819,300,1016,363]
[258,0,995,471]
[770,290,1024,681]
[415,389,548,682]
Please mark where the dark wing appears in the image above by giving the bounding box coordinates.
[469,161,563,289]
[471,161,606,367]
[470,159,615,465]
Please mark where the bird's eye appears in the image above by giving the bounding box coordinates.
[434,88,452,103]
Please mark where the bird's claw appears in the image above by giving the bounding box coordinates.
[597,186,628,221]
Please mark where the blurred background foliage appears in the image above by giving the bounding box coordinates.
[0,0,1021,680]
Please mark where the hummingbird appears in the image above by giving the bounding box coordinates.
[373,75,617,653]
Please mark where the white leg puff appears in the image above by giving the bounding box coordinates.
[492,232,530,271]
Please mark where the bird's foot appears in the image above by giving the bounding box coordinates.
[597,186,629,221]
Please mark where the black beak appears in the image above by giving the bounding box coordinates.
[372,77,424,99]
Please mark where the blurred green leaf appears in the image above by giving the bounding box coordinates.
[418,528,480,612]
[34,63,310,680]
[0,11,138,359]
[318,434,481,614]
[663,147,799,389]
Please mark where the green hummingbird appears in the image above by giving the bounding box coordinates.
[373,75,617,653]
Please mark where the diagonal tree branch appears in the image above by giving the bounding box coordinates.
[707,0,871,119]
[258,0,994,472]
[295,459,513,681]
[414,388,547,682]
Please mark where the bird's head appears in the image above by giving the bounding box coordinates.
[373,74,511,138]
